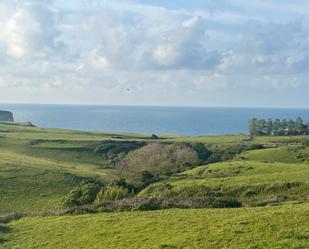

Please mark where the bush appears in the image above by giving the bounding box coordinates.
[207,144,264,163]
[301,139,309,147]
[118,143,200,184]
[97,196,242,211]
[93,141,145,160]
[95,185,130,205]
[61,181,102,208]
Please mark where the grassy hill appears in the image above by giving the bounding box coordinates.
[141,146,309,207]
[1,122,309,248]
[240,146,309,164]
[0,123,143,213]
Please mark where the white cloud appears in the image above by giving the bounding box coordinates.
[0,0,308,107]
[0,1,61,60]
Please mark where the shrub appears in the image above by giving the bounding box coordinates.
[97,196,242,211]
[93,141,145,160]
[301,138,309,147]
[118,143,200,184]
[207,144,264,163]
[0,212,26,224]
[187,143,212,163]
[95,185,130,204]
[61,181,102,208]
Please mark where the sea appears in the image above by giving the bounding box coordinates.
[1,104,309,136]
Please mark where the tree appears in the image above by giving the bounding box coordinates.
[287,119,295,135]
[273,119,281,135]
[257,119,267,135]
[248,118,258,136]
[248,117,307,136]
[305,123,309,135]
[266,119,273,135]
[295,117,304,133]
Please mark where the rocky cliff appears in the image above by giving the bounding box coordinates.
[0,110,14,122]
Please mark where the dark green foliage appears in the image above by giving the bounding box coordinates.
[207,144,264,163]
[94,140,146,160]
[61,181,102,208]
[92,141,146,168]
[138,170,157,189]
[97,196,242,212]
[187,142,212,163]
[249,117,308,136]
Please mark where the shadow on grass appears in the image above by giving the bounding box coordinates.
[0,225,11,233]
[0,238,8,245]
[0,224,12,245]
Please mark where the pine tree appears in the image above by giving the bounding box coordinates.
[266,119,273,135]
[295,117,304,133]
[249,118,258,136]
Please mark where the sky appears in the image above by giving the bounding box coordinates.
[0,0,309,107]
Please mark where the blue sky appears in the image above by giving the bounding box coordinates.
[0,0,309,107]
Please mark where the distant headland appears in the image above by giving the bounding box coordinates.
[0,110,14,122]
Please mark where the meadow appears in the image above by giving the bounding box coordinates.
[1,204,309,249]
[0,122,309,248]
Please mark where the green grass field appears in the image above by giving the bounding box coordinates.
[1,122,254,213]
[1,122,309,248]
[0,123,138,213]
[1,203,309,249]
[240,146,309,164]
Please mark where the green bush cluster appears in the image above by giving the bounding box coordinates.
[207,144,264,163]
[95,185,131,205]
[61,181,102,208]
[61,180,133,208]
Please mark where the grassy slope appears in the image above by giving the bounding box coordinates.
[2,203,309,249]
[0,123,249,213]
[0,147,116,213]
[169,134,309,146]
[1,123,309,248]
[142,159,309,191]
[1,122,309,213]
[0,123,145,213]
[241,146,309,164]
[0,149,79,213]
[140,145,309,206]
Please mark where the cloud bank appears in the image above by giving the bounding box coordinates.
[0,0,309,107]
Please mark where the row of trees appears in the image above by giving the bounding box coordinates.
[249,117,309,136]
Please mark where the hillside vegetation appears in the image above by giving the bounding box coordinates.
[1,122,309,248]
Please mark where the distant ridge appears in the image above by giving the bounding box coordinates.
[0,110,14,122]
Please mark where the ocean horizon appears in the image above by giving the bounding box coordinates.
[1,104,309,136]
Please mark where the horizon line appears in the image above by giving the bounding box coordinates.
[1,102,309,110]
